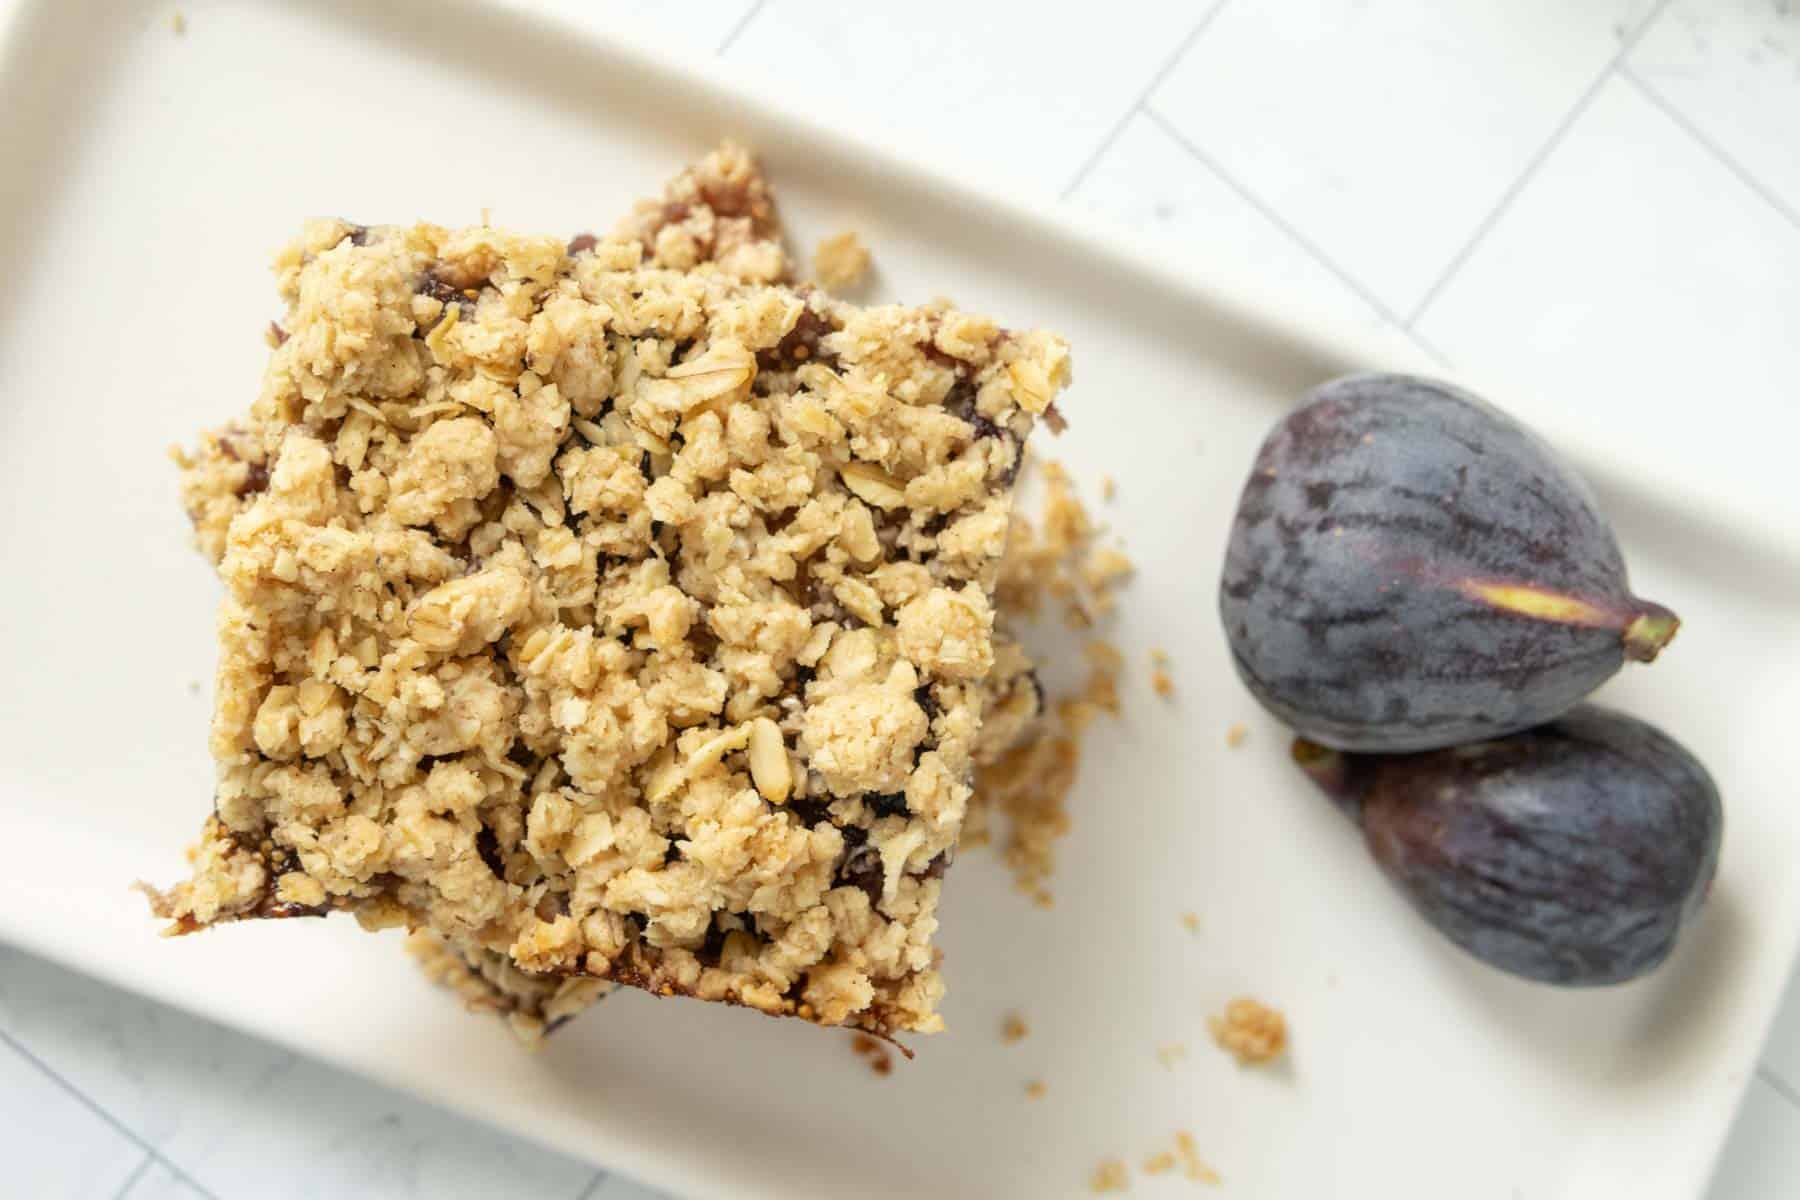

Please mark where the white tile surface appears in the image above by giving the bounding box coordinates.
[4,0,1800,1197]
[0,1035,147,1200]
[534,0,759,55]
[1629,0,1800,220]
[1414,73,1800,530]
[1149,0,1659,315]
[589,1174,672,1200]
[1755,960,1800,1099]
[724,0,1215,195]
[1066,109,1420,357]
[1707,1075,1800,1200]
[118,1161,208,1200]
[0,948,599,1200]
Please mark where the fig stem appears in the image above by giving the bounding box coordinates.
[1623,601,1680,663]
[1291,738,1363,822]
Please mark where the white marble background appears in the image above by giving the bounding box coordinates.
[5,0,1799,1196]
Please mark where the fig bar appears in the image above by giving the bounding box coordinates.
[411,628,1050,1041]
[147,144,1071,1037]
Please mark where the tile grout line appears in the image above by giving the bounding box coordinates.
[1757,1063,1800,1112]
[0,1028,222,1200]
[715,0,767,57]
[1057,0,1232,201]
[1137,104,1414,331]
[110,1151,156,1200]
[1620,65,1800,233]
[1402,0,1676,329]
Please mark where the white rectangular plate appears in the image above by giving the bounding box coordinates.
[3,2,1799,1197]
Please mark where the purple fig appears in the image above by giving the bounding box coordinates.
[1295,706,1721,986]
[1221,374,1678,752]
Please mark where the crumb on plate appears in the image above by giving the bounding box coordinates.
[850,1033,894,1076]
[813,230,872,290]
[1025,1079,1047,1099]
[1089,1158,1130,1193]
[959,460,1131,908]
[1180,911,1201,934]
[1225,723,1249,748]
[1001,1012,1030,1044]
[1155,1042,1187,1069]
[1209,996,1287,1065]
[1176,1131,1221,1185]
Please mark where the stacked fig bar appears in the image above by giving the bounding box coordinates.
[153,145,1070,1039]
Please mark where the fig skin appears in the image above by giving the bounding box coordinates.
[1221,373,1678,752]
[1295,706,1721,986]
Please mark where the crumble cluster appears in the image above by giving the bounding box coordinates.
[151,143,1072,1038]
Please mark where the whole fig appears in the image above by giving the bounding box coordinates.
[1221,374,1677,752]
[1295,706,1721,986]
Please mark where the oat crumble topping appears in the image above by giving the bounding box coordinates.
[151,143,1073,1038]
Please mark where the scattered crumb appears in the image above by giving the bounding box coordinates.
[1176,1132,1222,1185]
[1084,640,1124,672]
[1151,668,1175,699]
[1209,996,1288,1066]
[1025,1079,1048,1100]
[1142,1151,1178,1176]
[995,461,1122,627]
[1089,1158,1131,1193]
[813,230,871,290]
[1154,1042,1188,1069]
[1056,696,1101,736]
[1084,667,1121,716]
[1101,475,1116,501]
[979,725,1077,906]
[968,459,1131,905]
[170,9,185,34]
[1149,648,1170,668]
[1225,723,1249,749]
[1001,1012,1030,1044]
[1180,911,1201,934]
[849,1033,893,1077]
[265,320,288,348]
[1081,547,1135,591]
[1141,1132,1220,1184]
[480,205,493,226]
[185,679,201,695]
